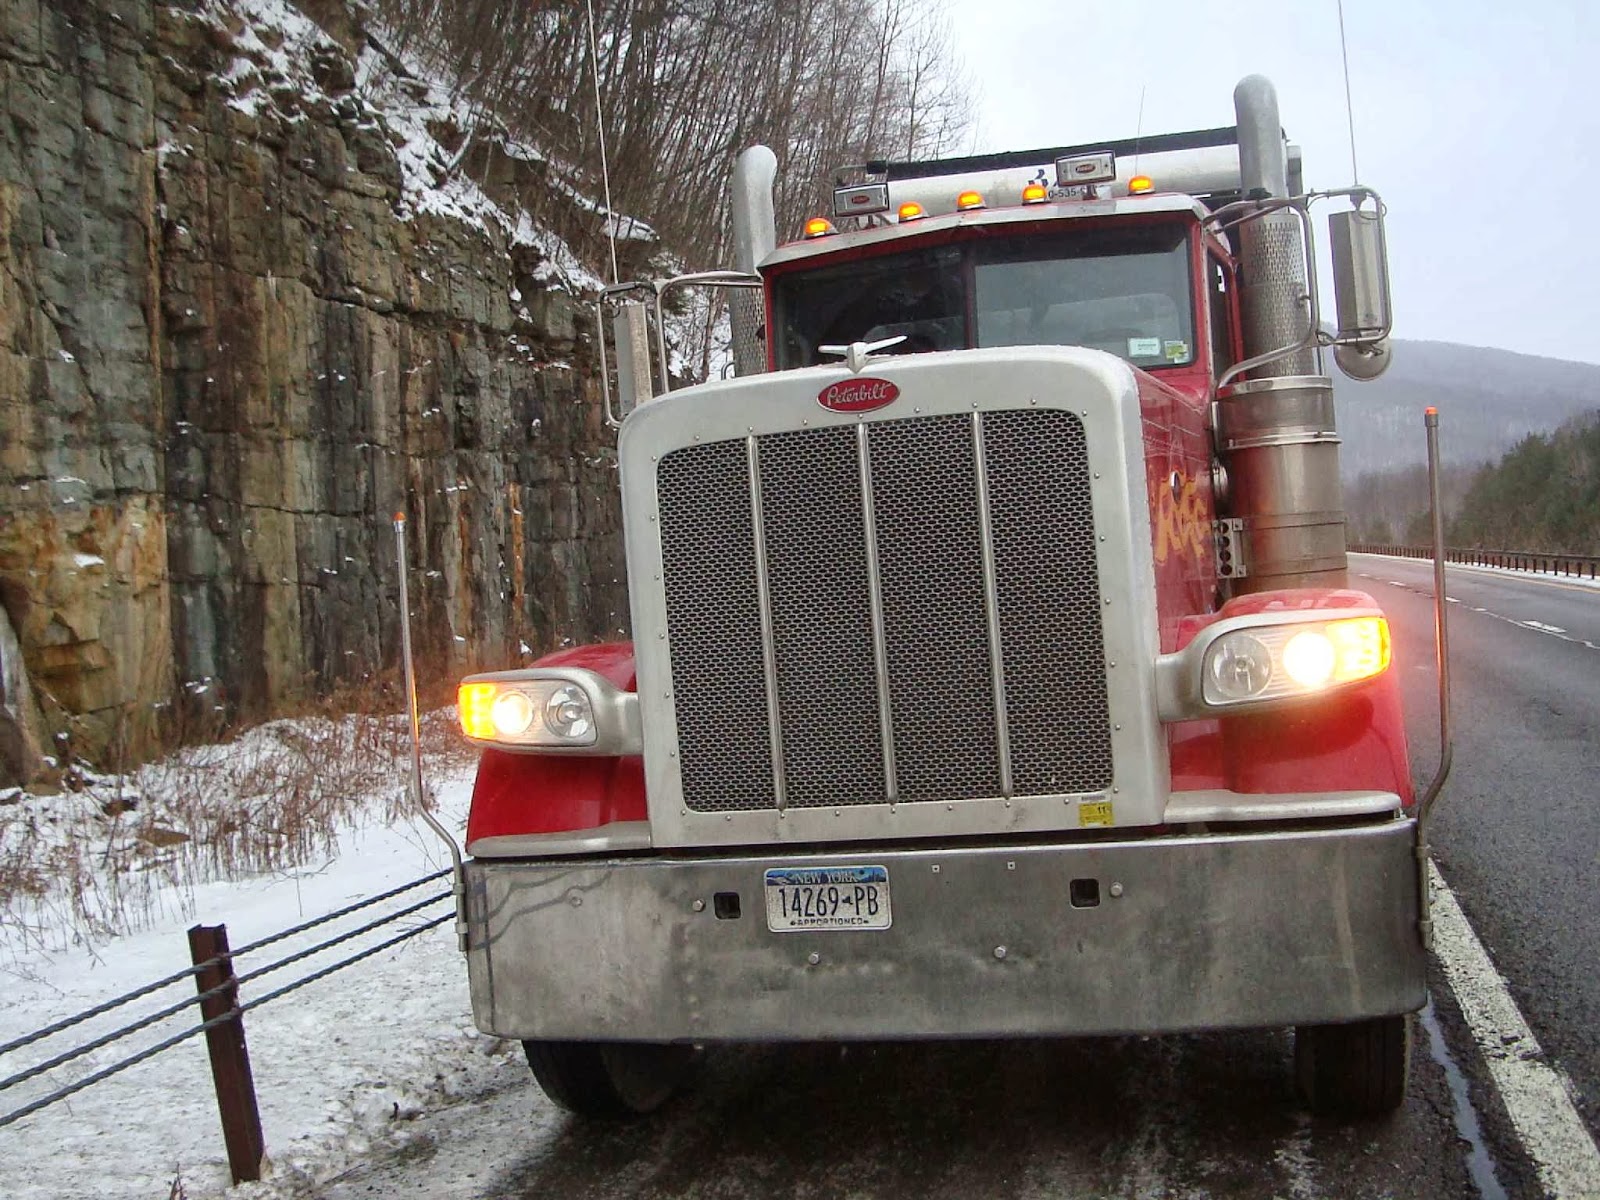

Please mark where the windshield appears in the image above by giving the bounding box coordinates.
[773,223,1196,371]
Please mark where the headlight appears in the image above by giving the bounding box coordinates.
[543,685,594,741]
[1158,611,1391,720]
[1206,633,1273,702]
[457,669,639,754]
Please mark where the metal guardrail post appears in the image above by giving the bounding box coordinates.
[188,924,264,1184]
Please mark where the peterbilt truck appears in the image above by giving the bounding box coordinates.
[451,75,1432,1120]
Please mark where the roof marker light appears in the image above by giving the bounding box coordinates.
[803,216,836,238]
[1129,175,1155,194]
[897,201,927,222]
[1021,183,1049,204]
[956,190,986,211]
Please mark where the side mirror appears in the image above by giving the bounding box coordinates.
[611,302,655,419]
[1328,198,1392,379]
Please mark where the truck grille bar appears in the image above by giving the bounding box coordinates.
[969,410,1015,798]
[855,424,899,804]
[745,434,788,811]
[655,409,1112,814]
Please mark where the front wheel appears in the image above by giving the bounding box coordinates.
[1294,1014,1411,1117]
[523,1040,694,1117]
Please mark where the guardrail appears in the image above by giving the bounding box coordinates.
[0,869,453,1182]
[1351,544,1600,580]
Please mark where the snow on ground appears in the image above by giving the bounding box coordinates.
[0,721,505,1200]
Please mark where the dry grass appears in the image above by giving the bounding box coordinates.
[0,704,472,954]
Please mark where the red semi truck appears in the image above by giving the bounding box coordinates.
[450,75,1432,1119]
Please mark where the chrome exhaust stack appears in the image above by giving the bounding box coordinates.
[729,145,778,377]
[1218,76,1345,592]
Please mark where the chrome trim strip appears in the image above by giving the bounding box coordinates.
[1162,789,1400,823]
[970,412,1013,797]
[746,434,788,810]
[467,821,653,858]
[856,424,898,803]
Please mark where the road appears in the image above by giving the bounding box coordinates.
[1350,554,1600,1142]
[303,555,1600,1200]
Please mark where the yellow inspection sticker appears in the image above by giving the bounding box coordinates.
[1079,801,1115,828]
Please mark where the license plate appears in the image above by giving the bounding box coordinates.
[764,865,891,932]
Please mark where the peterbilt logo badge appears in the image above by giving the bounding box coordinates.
[818,378,899,413]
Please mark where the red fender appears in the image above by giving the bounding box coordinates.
[1167,589,1415,807]
[464,643,648,846]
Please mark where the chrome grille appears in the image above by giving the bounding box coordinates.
[758,429,885,807]
[656,440,773,813]
[656,409,1112,814]
[983,410,1112,794]
[869,417,1000,802]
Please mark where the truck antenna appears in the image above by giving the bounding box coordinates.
[1337,0,1361,184]
[1132,85,1147,179]
[585,0,621,285]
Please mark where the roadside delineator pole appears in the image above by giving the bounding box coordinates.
[188,924,264,1184]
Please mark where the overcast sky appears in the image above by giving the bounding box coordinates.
[947,0,1600,365]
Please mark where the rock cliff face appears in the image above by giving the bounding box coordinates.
[0,0,632,780]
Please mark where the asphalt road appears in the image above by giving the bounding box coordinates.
[316,1024,1491,1199]
[298,553,1600,1200]
[1350,553,1600,1141]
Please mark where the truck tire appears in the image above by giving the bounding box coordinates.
[522,1040,693,1117]
[1293,1014,1410,1117]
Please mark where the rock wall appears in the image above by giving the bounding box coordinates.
[0,0,630,779]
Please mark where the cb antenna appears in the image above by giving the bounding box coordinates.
[1132,84,1147,180]
[1337,0,1361,184]
[584,0,621,285]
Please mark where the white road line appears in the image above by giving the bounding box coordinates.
[1430,862,1600,1198]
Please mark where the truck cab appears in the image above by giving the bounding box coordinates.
[451,75,1424,1122]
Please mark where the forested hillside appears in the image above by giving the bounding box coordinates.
[1346,411,1600,551]
[1336,340,1600,476]
[1448,412,1600,553]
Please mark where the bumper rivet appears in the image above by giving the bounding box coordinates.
[808,952,821,966]
[993,945,1008,960]
[692,899,705,912]
[1109,882,1124,898]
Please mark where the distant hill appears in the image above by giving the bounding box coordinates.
[1333,340,1600,476]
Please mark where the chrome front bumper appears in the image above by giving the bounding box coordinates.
[464,818,1424,1042]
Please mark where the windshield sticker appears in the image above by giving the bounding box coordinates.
[1163,339,1189,362]
[1128,336,1161,358]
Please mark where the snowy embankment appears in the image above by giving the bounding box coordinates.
[0,716,509,1200]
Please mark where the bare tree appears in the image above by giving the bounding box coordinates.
[369,0,976,268]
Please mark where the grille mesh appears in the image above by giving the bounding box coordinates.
[656,408,1112,815]
[983,410,1113,793]
[757,429,886,808]
[869,417,1000,802]
[656,440,774,812]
